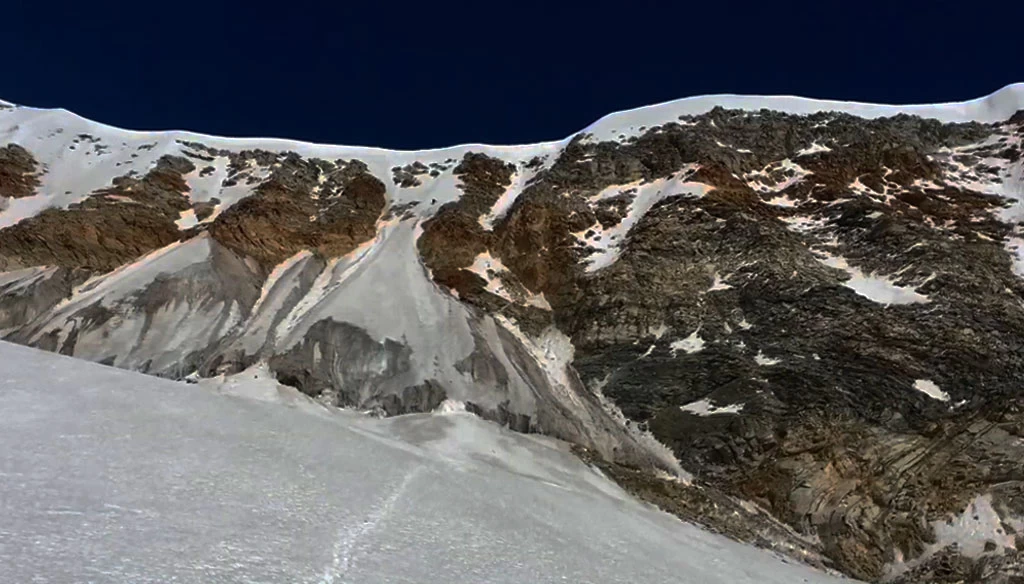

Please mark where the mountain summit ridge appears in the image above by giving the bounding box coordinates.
[2,82,1021,152]
[2,86,1024,582]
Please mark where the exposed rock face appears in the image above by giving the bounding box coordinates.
[417,152,554,332]
[0,155,194,271]
[2,87,1024,582]
[207,153,386,269]
[891,545,1024,584]
[0,267,89,334]
[7,235,263,377]
[539,112,1024,580]
[0,144,40,199]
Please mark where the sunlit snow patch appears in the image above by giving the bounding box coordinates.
[708,273,733,291]
[434,399,468,414]
[670,330,705,355]
[581,173,710,272]
[929,495,1018,556]
[467,252,513,300]
[913,379,950,402]
[175,208,198,230]
[745,159,811,194]
[478,164,545,230]
[182,156,230,203]
[253,250,315,314]
[579,83,1024,143]
[754,351,780,366]
[57,236,212,309]
[816,253,930,305]
[680,398,744,416]
[795,142,832,157]
[467,251,551,310]
[764,195,799,207]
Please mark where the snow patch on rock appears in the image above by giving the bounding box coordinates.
[680,398,744,416]
[670,329,705,355]
[816,252,930,305]
[795,142,832,157]
[708,273,733,291]
[175,208,198,230]
[467,251,551,310]
[913,379,950,402]
[581,172,710,272]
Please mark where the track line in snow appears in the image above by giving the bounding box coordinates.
[317,466,422,584]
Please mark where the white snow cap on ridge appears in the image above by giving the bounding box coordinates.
[582,83,1024,141]
[2,84,1022,158]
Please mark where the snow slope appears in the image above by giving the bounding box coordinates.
[0,341,850,583]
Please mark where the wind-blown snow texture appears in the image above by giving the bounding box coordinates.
[0,341,847,584]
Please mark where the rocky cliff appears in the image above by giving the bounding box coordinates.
[2,86,1024,581]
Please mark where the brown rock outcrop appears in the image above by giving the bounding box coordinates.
[208,154,385,269]
[0,155,194,272]
[0,144,41,199]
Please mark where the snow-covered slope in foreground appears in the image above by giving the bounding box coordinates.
[0,341,849,584]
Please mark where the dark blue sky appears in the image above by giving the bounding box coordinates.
[5,1,1022,149]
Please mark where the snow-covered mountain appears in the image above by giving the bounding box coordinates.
[2,84,1024,582]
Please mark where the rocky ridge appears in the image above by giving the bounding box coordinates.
[2,85,1024,581]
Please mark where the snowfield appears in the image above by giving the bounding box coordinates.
[0,341,850,583]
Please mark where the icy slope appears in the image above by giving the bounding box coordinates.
[0,341,850,584]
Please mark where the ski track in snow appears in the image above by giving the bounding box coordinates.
[318,466,423,584]
[0,340,850,583]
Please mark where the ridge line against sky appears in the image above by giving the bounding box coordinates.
[3,0,1023,149]
[4,83,1023,155]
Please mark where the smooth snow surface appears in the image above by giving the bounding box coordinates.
[175,208,198,229]
[0,341,849,584]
